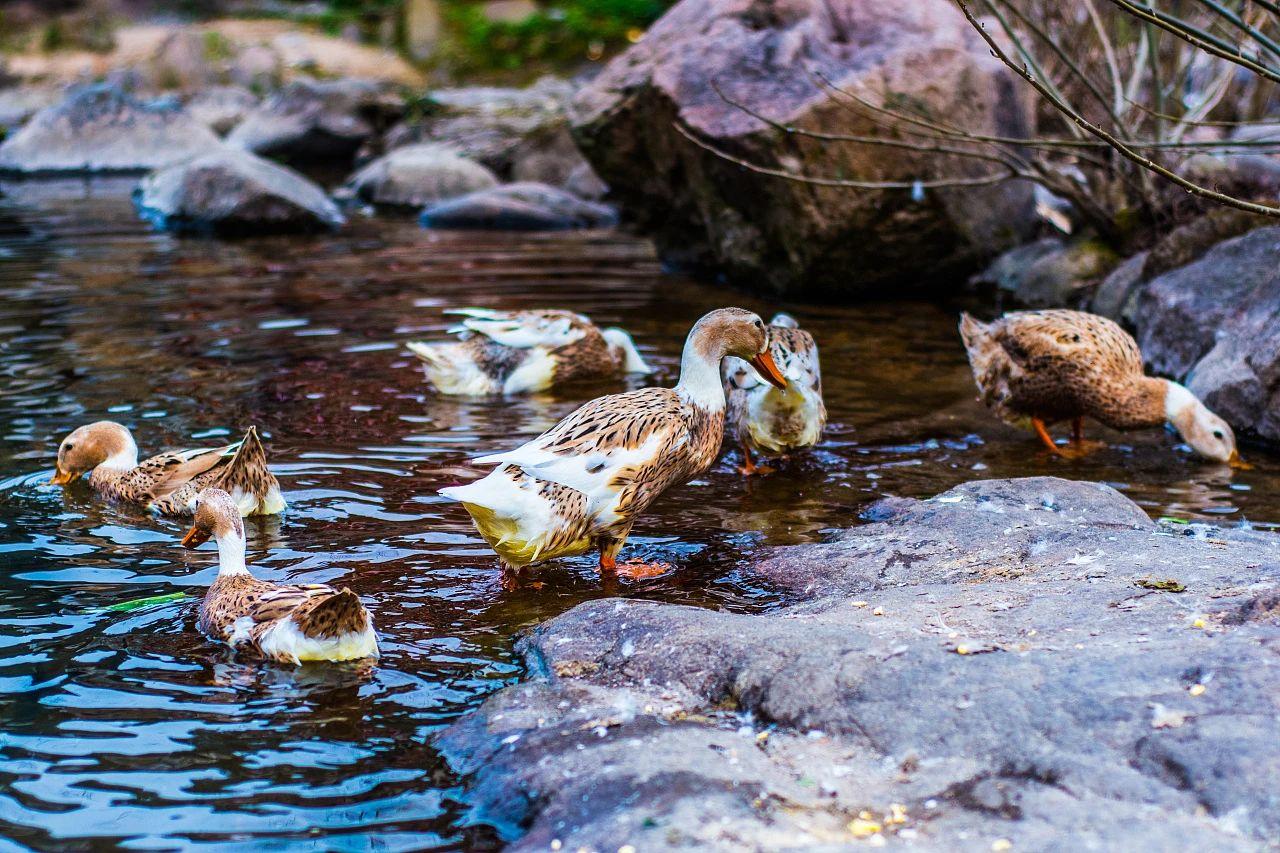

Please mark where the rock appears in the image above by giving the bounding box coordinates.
[438,477,1280,850]
[0,83,222,175]
[148,30,221,91]
[569,0,1036,298]
[421,182,618,231]
[563,161,608,201]
[0,84,63,134]
[135,147,344,235]
[185,86,259,136]
[227,79,404,163]
[974,238,1117,308]
[510,124,603,195]
[227,44,284,92]
[1131,226,1280,441]
[379,77,575,178]
[1090,249,1148,324]
[345,143,498,207]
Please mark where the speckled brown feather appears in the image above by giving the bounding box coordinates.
[960,309,1166,429]
[199,575,370,662]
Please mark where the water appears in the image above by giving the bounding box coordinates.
[0,177,1274,849]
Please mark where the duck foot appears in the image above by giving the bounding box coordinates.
[601,560,673,580]
[738,462,776,477]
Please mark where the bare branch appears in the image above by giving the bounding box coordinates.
[1103,0,1280,84]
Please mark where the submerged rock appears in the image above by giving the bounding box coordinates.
[227,79,403,162]
[136,148,344,235]
[438,477,1280,849]
[421,182,617,231]
[569,0,1035,298]
[0,83,221,174]
[345,143,498,208]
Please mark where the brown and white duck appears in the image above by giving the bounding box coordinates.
[51,422,286,516]
[182,488,378,664]
[406,307,650,395]
[960,309,1241,463]
[440,307,786,580]
[722,313,826,475]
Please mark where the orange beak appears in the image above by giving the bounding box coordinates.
[181,525,211,549]
[49,466,77,486]
[749,349,787,390]
[1229,450,1252,470]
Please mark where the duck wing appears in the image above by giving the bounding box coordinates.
[444,308,592,349]
[472,387,691,510]
[122,441,240,504]
[995,310,1144,379]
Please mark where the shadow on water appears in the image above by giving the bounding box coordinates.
[0,177,1275,848]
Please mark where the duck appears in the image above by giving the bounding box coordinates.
[959,309,1241,463]
[50,422,286,516]
[439,307,786,581]
[722,313,826,475]
[181,488,378,664]
[406,307,651,395]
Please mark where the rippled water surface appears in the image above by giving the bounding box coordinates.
[1,178,1276,849]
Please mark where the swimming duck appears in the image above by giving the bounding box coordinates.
[50,422,286,516]
[722,313,826,475]
[440,307,786,581]
[182,488,378,664]
[960,309,1241,463]
[406,308,651,395]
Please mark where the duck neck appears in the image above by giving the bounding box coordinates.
[675,332,726,411]
[1108,376,1174,430]
[98,432,140,472]
[215,531,248,576]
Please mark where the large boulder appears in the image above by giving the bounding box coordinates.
[569,0,1036,298]
[345,143,498,208]
[135,147,344,235]
[972,237,1118,308]
[420,182,618,231]
[0,83,222,174]
[185,85,259,137]
[1134,226,1280,441]
[0,84,62,134]
[227,79,404,162]
[439,477,1280,849]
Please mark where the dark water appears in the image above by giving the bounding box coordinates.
[0,178,1274,849]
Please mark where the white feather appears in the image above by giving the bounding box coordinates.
[501,349,558,394]
[256,616,379,664]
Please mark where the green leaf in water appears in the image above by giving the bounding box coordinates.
[101,592,189,613]
[1158,517,1190,525]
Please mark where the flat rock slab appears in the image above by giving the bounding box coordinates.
[136,148,344,235]
[421,181,617,231]
[438,477,1280,850]
[0,83,222,174]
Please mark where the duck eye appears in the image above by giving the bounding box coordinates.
[1213,430,1224,440]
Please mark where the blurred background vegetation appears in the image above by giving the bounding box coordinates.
[0,0,672,80]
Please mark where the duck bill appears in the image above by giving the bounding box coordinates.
[1228,450,1253,470]
[181,525,211,549]
[749,350,788,390]
[49,466,77,485]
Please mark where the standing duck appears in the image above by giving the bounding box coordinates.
[182,488,378,664]
[440,308,786,581]
[50,422,286,516]
[722,313,826,475]
[406,307,651,395]
[960,309,1240,463]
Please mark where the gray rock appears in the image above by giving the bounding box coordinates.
[438,477,1280,850]
[227,78,403,162]
[0,84,63,134]
[345,143,498,208]
[421,182,618,231]
[973,238,1117,308]
[136,147,344,235]
[1090,248,1148,324]
[185,86,259,136]
[379,77,578,180]
[0,83,222,175]
[569,0,1036,298]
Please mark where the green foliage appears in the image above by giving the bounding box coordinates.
[438,0,668,74]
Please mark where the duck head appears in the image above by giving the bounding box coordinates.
[689,308,787,389]
[1165,381,1242,465]
[181,488,244,549]
[51,421,139,484]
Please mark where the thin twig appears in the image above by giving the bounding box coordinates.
[1104,0,1280,84]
